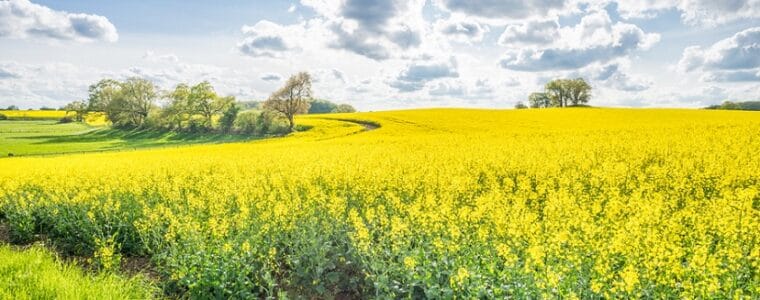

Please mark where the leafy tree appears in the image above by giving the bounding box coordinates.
[308,99,338,114]
[263,72,312,132]
[528,92,551,108]
[515,101,528,109]
[164,83,192,131]
[5,105,18,110]
[63,100,88,122]
[219,102,240,133]
[332,104,356,113]
[545,79,568,107]
[187,82,234,129]
[543,78,592,107]
[567,78,592,106]
[107,78,158,128]
[87,79,122,112]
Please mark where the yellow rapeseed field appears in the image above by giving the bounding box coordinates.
[0,110,107,125]
[0,108,758,298]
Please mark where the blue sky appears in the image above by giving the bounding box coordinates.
[0,0,758,110]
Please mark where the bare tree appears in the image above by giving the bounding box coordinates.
[263,72,312,132]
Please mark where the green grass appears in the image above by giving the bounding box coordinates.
[0,245,156,299]
[0,120,259,157]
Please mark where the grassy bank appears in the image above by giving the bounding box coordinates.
[0,120,260,157]
[0,245,156,299]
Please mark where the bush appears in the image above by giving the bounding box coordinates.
[234,111,258,135]
[58,116,74,123]
[256,111,289,135]
[0,113,7,120]
[332,104,356,113]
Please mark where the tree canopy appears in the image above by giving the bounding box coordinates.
[263,72,313,132]
[526,78,592,108]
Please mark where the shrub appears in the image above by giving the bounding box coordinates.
[234,111,258,135]
[0,113,7,120]
[58,116,74,123]
[256,111,289,135]
[332,104,356,113]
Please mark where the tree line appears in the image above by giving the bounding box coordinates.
[705,101,760,111]
[516,78,592,109]
[61,72,355,135]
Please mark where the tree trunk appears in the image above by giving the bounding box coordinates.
[287,115,295,132]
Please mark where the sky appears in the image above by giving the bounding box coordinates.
[0,0,758,111]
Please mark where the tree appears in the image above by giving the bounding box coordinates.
[219,102,240,133]
[107,78,158,128]
[5,105,18,110]
[528,92,551,108]
[544,78,592,107]
[263,72,312,132]
[719,101,742,110]
[164,83,192,130]
[186,82,234,129]
[87,79,122,112]
[567,78,591,106]
[308,99,338,114]
[515,101,528,109]
[63,100,88,122]
[332,104,356,113]
[545,79,568,107]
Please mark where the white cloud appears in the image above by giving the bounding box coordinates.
[0,0,118,42]
[499,10,660,71]
[498,18,559,47]
[260,73,282,81]
[238,20,300,58]
[678,27,760,82]
[435,0,571,22]
[679,0,760,27]
[614,0,760,27]
[300,0,427,60]
[142,51,180,63]
[434,18,489,43]
[389,56,459,92]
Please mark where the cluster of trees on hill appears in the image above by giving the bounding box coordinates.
[705,101,760,111]
[516,78,592,109]
[60,72,355,135]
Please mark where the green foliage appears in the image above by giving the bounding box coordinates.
[219,102,240,133]
[308,99,338,114]
[332,104,357,113]
[706,101,760,111]
[255,110,290,135]
[528,92,551,108]
[515,101,528,109]
[62,100,88,122]
[309,99,357,114]
[0,245,156,299]
[233,111,258,135]
[87,78,158,128]
[0,113,6,120]
[541,78,592,108]
[5,105,18,110]
[237,101,261,110]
